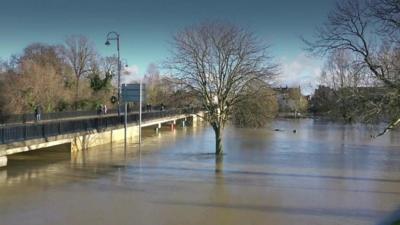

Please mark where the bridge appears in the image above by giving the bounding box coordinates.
[0,108,204,167]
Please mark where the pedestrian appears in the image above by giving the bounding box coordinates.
[34,106,38,122]
[34,105,41,122]
[103,104,108,114]
[97,104,103,115]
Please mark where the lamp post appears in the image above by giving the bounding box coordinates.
[105,31,121,115]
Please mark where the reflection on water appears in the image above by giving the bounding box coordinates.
[1,119,400,225]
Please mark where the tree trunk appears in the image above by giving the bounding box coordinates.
[213,124,223,155]
[74,79,80,110]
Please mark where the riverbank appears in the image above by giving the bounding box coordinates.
[277,112,312,119]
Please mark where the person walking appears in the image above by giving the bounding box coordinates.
[34,106,38,122]
[34,105,41,122]
[103,104,108,114]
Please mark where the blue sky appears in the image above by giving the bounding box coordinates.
[0,0,336,94]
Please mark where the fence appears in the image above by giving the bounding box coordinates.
[0,108,199,145]
[0,108,126,125]
[0,104,177,125]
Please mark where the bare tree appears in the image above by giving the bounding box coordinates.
[303,1,384,84]
[0,43,75,114]
[168,22,277,155]
[1,59,69,114]
[369,0,400,36]
[100,56,118,87]
[143,63,163,105]
[318,49,366,121]
[64,35,95,109]
[305,0,400,135]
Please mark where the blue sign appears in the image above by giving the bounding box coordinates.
[122,83,145,102]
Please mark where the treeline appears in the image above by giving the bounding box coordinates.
[0,35,116,115]
[0,36,201,116]
[0,33,302,128]
[0,35,283,127]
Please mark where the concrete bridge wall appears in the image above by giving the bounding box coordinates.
[0,112,204,167]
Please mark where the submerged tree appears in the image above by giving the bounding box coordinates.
[168,21,277,155]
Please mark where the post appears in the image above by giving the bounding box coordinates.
[124,102,127,148]
[105,32,121,116]
[117,36,121,116]
[155,123,161,133]
[139,79,142,145]
[1,127,4,144]
[0,156,7,167]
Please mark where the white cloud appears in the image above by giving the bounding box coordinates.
[121,65,140,83]
[278,53,322,95]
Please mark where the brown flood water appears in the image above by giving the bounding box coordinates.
[1,119,400,225]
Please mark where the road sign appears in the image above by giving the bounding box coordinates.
[122,83,143,102]
[121,82,145,148]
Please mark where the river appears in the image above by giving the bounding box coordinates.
[0,119,400,225]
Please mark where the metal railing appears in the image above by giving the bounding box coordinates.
[0,105,177,125]
[0,108,200,145]
[0,108,127,125]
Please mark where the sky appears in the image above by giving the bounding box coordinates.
[0,0,336,94]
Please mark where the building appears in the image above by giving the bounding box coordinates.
[273,86,308,113]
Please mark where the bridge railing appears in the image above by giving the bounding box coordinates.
[0,104,187,125]
[0,108,200,145]
[0,108,126,125]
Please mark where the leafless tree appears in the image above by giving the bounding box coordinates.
[0,43,75,114]
[1,59,69,114]
[100,56,118,86]
[318,49,367,121]
[322,50,362,89]
[64,35,95,109]
[143,63,164,105]
[303,1,386,85]
[369,0,400,36]
[305,0,400,135]
[168,22,278,155]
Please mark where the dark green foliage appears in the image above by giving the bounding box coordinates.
[392,220,400,225]
[55,100,70,112]
[89,71,113,92]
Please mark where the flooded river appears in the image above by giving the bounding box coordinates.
[1,119,400,225]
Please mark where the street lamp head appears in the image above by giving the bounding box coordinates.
[121,59,128,67]
[105,40,111,46]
